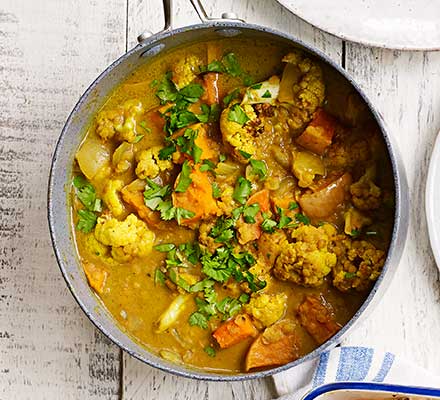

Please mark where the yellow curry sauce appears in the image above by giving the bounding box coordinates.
[71,38,394,373]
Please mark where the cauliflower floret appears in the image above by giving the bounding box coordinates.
[350,167,382,210]
[245,293,287,327]
[102,179,125,217]
[112,142,134,173]
[257,230,289,268]
[171,54,203,89]
[330,236,385,292]
[326,138,371,169]
[273,224,337,287]
[135,146,173,179]
[95,99,144,143]
[83,234,118,267]
[344,207,372,235]
[220,101,259,160]
[278,51,325,130]
[94,213,155,262]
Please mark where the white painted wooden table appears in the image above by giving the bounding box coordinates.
[1,0,439,398]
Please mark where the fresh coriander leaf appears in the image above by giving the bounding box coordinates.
[223,88,240,106]
[211,182,221,199]
[262,89,272,98]
[189,312,208,329]
[288,202,299,210]
[174,110,199,129]
[233,176,252,205]
[190,278,214,293]
[345,272,357,279]
[179,83,205,103]
[158,144,176,160]
[200,159,216,174]
[177,277,191,292]
[222,53,242,77]
[296,213,311,225]
[245,271,266,292]
[350,228,361,238]
[243,203,260,224]
[174,207,195,224]
[228,104,250,125]
[261,216,277,233]
[249,159,267,180]
[231,206,244,220]
[73,175,88,189]
[150,79,159,88]
[239,150,252,159]
[154,243,176,252]
[250,83,263,90]
[206,60,225,73]
[277,207,293,229]
[139,121,151,133]
[77,209,97,233]
[156,200,175,219]
[204,346,216,357]
[239,293,250,303]
[133,134,144,143]
[154,269,166,285]
[219,154,227,162]
[156,72,178,103]
[175,161,193,193]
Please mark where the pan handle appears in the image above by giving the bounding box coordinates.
[137,0,243,43]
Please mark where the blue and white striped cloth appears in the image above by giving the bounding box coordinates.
[273,346,440,400]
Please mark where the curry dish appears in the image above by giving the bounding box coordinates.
[71,39,394,373]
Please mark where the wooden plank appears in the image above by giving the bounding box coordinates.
[123,1,342,399]
[341,45,440,373]
[0,0,126,398]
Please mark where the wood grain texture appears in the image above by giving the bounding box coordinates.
[0,1,125,398]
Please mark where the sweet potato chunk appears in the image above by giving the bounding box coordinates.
[296,109,337,155]
[237,189,270,245]
[121,180,162,227]
[172,165,220,226]
[298,173,352,219]
[297,295,341,344]
[82,260,108,294]
[213,314,257,349]
[245,319,300,371]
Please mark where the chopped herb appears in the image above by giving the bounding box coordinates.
[261,213,277,233]
[242,74,254,86]
[243,203,260,224]
[196,103,221,123]
[179,83,205,103]
[250,83,263,89]
[144,179,171,209]
[156,72,178,103]
[200,159,216,174]
[288,202,299,210]
[177,277,191,292]
[150,79,159,88]
[249,159,267,180]
[174,207,196,224]
[219,154,227,162]
[133,134,144,143]
[228,104,250,125]
[154,269,166,285]
[77,209,97,233]
[204,346,216,357]
[239,293,250,303]
[154,243,176,252]
[175,160,193,193]
[216,297,241,319]
[296,213,311,225]
[139,121,151,133]
[212,182,221,199]
[350,229,361,238]
[345,272,357,279]
[222,53,242,77]
[206,60,225,73]
[223,88,240,106]
[277,207,293,229]
[175,128,203,163]
[262,89,272,98]
[158,144,176,160]
[209,217,236,243]
[190,278,214,293]
[233,176,252,205]
[239,150,252,160]
[189,312,208,329]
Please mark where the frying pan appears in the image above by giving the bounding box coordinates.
[48,0,409,380]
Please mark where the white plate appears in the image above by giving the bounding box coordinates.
[426,131,440,272]
[276,0,440,50]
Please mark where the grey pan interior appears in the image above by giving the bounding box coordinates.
[48,21,409,381]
